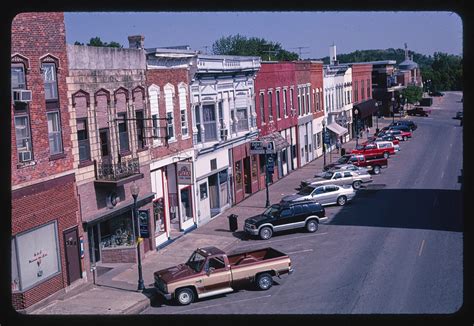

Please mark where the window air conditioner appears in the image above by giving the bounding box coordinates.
[13,90,32,103]
[19,150,32,162]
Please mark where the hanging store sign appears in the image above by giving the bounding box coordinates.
[249,141,275,154]
[138,209,150,238]
[177,162,193,185]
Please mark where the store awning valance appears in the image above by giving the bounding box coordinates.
[259,132,290,152]
[326,123,348,136]
[353,99,378,119]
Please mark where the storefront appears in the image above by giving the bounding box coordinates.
[353,99,378,135]
[326,122,348,151]
[232,142,259,204]
[256,132,291,187]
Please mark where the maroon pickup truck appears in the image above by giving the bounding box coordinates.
[348,154,388,175]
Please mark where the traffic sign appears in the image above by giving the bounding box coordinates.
[250,141,276,154]
[267,156,275,174]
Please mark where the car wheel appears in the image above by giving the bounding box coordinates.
[306,219,319,232]
[337,195,347,206]
[352,180,362,189]
[373,166,381,175]
[259,227,273,240]
[383,152,389,159]
[256,273,273,291]
[176,288,195,306]
[403,136,408,141]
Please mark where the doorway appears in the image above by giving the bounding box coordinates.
[243,157,251,194]
[209,174,219,217]
[64,228,81,285]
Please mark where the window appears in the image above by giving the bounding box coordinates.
[195,105,202,143]
[333,172,342,179]
[306,86,310,113]
[166,112,174,140]
[99,129,109,157]
[200,182,208,200]
[218,101,224,129]
[276,90,281,119]
[77,119,90,161]
[118,113,129,152]
[290,88,294,113]
[367,78,371,98]
[280,209,292,218]
[203,104,217,141]
[314,187,325,195]
[11,64,26,90]
[135,111,145,149]
[152,115,160,140]
[42,63,58,100]
[208,256,226,270]
[236,108,249,131]
[283,89,287,116]
[317,131,322,149]
[164,86,175,141]
[179,86,188,137]
[293,205,304,215]
[47,111,63,155]
[361,80,365,100]
[153,198,165,234]
[354,81,359,102]
[268,91,273,120]
[298,88,302,115]
[148,86,160,144]
[344,172,352,178]
[260,92,265,123]
[14,115,32,161]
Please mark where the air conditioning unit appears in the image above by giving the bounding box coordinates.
[19,150,32,162]
[13,90,32,103]
[220,128,228,140]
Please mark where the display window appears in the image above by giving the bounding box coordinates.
[100,213,135,249]
[153,198,166,235]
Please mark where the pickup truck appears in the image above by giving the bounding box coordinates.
[348,154,388,175]
[407,107,431,117]
[349,142,394,159]
[154,246,293,305]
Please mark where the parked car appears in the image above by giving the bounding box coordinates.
[323,154,354,171]
[454,111,463,120]
[385,129,412,141]
[154,246,293,305]
[281,184,356,206]
[244,200,326,240]
[299,170,373,190]
[388,124,412,132]
[429,91,444,97]
[348,154,388,175]
[329,163,371,174]
[375,134,400,146]
[350,142,394,159]
[407,107,430,117]
[389,120,418,131]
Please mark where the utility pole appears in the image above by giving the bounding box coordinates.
[292,46,310,60]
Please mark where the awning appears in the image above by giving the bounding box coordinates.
[353,99,378,119]
[259,132,290,152]
[326,123,348,136]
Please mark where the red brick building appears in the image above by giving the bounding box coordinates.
[11,13,83,310]
[309,61,325,158]
[349,63,377,133]
[254,62,297,186]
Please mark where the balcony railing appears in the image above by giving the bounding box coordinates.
[96,157,140,181]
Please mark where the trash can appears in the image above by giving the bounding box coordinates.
[341,148,346,156]
[228,214,238,232]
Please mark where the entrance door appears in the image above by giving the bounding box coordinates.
[243,157,251,194]
[64,228,81,285]
[209,174,219,217]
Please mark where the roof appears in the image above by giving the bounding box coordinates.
[356,60,397,65]
[398,59,419,69]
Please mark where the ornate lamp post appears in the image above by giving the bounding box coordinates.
[391,96,395,124]
[354,108,359,147]
[262,140,270,208]
[399,94,404,118]
[375,102,379,133]
[322,120,327,168]
[130,182,145,291]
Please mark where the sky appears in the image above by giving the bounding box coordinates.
[64,12,463,59]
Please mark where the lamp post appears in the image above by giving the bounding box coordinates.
[354,108,359,147]
[399,94,404,118]
[322,120,327,168]
[130,182,145,291]
[391,96,395,124]
[263,141,270,208]
[375,102,379,133]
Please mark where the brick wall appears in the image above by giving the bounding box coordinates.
[352,64,373,104]
[100,243,145,264]
[310,62,324,119]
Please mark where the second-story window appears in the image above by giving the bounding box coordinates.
[259,92,265,123]
[195,105,202,143]
[276,90,281,119]
[203,104,217,141]
[11,64,26,90]
[118,113,129,152]
[283,89,287,117]
[297,88,302,116]
[164,86,175,141]
[179,86,188,137]
[47,111,63,155]
[367,78,371,98]
[42,63,58,101]
[361,80,365,100]
[77,119,90,162]
[306,86,310,113]
[236,107,249,131]
[354,81,359,103]
[148,86,160,144]
[14,115,32,162]
[218,101,224,129]
[268,91,273,120]
[135,111,145,149]
[290,88,294,114]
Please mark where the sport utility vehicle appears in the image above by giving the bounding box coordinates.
[244,201,326,240]
[389,120,417,131]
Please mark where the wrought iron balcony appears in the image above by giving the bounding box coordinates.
[95,157,143,186]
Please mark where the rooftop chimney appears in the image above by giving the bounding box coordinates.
[128,35,144,49]
[329,44,337,65]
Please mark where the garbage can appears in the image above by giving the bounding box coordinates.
[228,214,238,232]
[341,148,346,156]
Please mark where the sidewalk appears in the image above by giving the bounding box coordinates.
[29,118,394,315]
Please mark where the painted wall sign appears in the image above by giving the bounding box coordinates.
[177,162,193,185]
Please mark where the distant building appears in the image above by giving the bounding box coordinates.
[396,43,423,88]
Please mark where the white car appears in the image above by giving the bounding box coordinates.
[281,184,356,206]
[329,164,370,174]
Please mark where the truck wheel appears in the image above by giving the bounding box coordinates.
[352,180,362,190]
[256,273,273,291]
[176,288,195,305]
[306,219,319,232]
[373,166,381,175]
[383,152,389,159]
[337,195,347,206]
[259,227,273,240]
[403,136,408,141]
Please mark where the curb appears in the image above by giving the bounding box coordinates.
[122,295,152,314]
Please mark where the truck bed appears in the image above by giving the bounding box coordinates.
[227,248,287,267]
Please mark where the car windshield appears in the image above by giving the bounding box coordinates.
[186,251,207,272]
[322,171,334,179]
[298,186,315,196]
[263,204,280,218]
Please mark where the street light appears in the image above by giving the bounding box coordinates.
[262,141,270,208]
[322,120,327,168]
[375,102,379,133]
[354,108,359,147]
[391,97,395,124]
[130,181,145,291]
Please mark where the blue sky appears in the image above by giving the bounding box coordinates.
[64,12,462,59]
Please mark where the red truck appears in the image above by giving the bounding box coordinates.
[349,142,395,159]
[348,154,388,175]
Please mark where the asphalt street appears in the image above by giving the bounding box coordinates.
[142,92,463,314]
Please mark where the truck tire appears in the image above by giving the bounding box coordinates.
[383,152,389,159]
[352,180,362,190]
[337,195,347,206]
[306,219,319,232]
[176,288,195,305]
[259,226,273,240]
[256,273,273,291]
[373,166,381,175]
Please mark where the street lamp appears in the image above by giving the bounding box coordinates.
[322,120,327,168]
[375,102,379,133]
[399,94,404,118]
[354,108,359,147]
[262,141,270,208]
[391,97,395,124]
[130,181,145,291]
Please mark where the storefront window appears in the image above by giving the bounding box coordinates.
[180,187,193,222]
[100,213,135,249]
[251,155,258,178]
[235,161,242,189]
[200,182,208,200]
[153,198,165,235]
[219,170,228,205]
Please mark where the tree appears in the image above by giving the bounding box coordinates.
[401,85,423,104]
[212,34,298,61]
[74,37,123,48]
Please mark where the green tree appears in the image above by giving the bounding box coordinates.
[401,85,423,104]
[212,34,298,61]
[74,37,123,48]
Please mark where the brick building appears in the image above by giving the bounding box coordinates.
[309,61,325,158]
[294,61,313,167]
[349,63,377,135]
[66,44,154,269]
[11,13,84,310]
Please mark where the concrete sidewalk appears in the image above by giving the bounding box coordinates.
[29,118,394,315]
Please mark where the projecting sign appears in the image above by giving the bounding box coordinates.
[138,209,150,238]
[267,156,275,174]
[323,131,331,145]
[249,141,276,154]
[177,162,193,185]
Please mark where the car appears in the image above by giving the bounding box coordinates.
[454,111,463,120]
[388,124,412,133]
[281,184,356,206]
[385,129,412,141]
[375,134,400,146]
[348,154,388,175]
[299,170,373,190]
[350,142,394,159]
[323,154,354,171]
[389,120,418,131]
[244,200,326,240]
[429,91,444,97]
[407,107,430,117]
[329,163,371,174]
